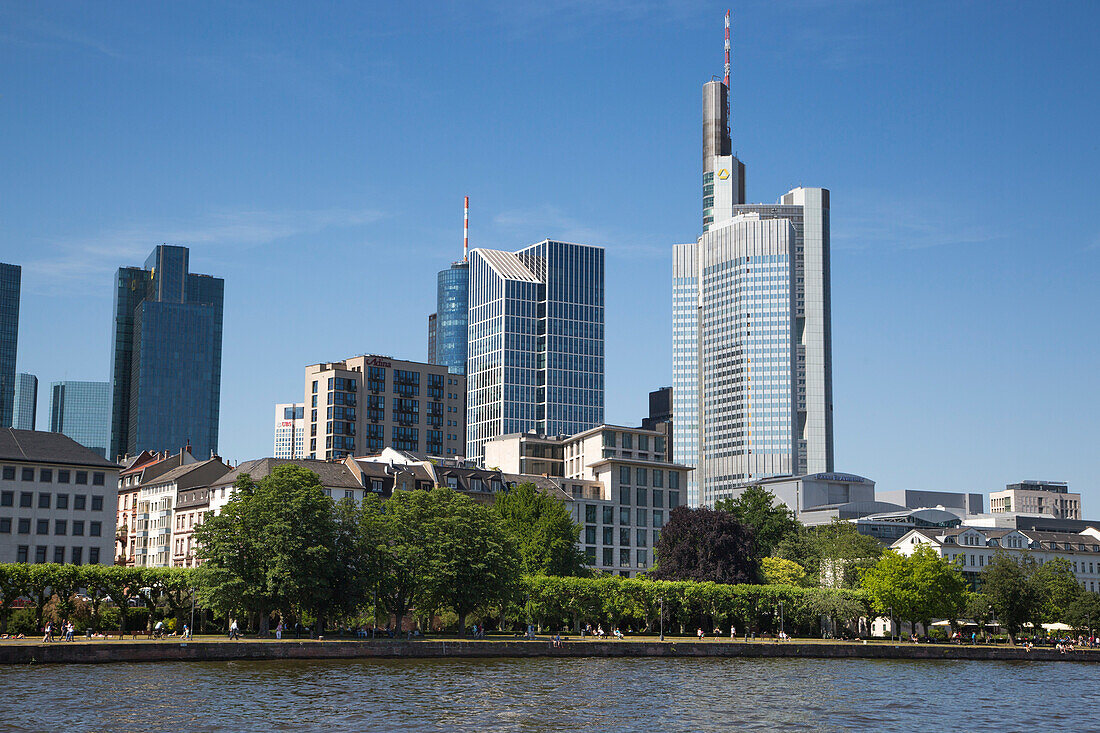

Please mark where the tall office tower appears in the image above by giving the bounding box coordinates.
[49,381,111,458]
[428,261,470,374]
[273,402,305,459]
[466,240,604,462]
[12,373,37,430]
[110,245,224,460]
[0,264,19,428]
[674,12,833,506]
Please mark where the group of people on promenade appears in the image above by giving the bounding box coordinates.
[40,622,76,642]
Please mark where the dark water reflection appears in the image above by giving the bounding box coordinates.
[0,656,1097,732]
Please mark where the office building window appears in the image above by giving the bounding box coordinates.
[636,488,647,506]
[40,469,52,483]
[35,546,47,563]
[585,504,597,524]
[92,472,105,486]
[652,489,664,508]
[72,521,84,536]
[75,472,88,485]
[653,510,664,528]
[669,472,680,490]
[36,519,48,535]
[74,495,86,510]
[603,526,613,545]
[636,509,647,527]
[2,466,14,480]
[585,526,596,544]
[53,547,65,563]
[72,547,83,565]
[57,470,70,483]
[619,466,630,485]
[0,517,9,533]
[602,506,613,525]
[90,522,102,537]
[620,549,631,567]
[602,548,613,567]
[89,548,100,565]
[91,496,103,511]
[636,529,647,547]
[17,545,28,563]
[652,470,664,488]
[54,520,67,535]
[56,494,68,510]
[17,518,30,534]
[669,491,680,508]
[619,507,630,525]
[21,468,34,481]
[38,493,50,509]
[619,487,630,505]
[0,490,11,506]
[636,468,647,486]
[19,492,31,508]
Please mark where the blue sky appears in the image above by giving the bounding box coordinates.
[2,1,1098,509]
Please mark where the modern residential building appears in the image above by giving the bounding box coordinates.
[482,424,691,576]
[273,402,305,459]
[12,373,37,431]
[115,448,198,565]
[466,240,605,461]
[673,35,832,506]
[0,264,19,429]
[894,525,1100,593]
[428,260,469,374]
[303,355,466,461]
[49,381,111,459]
[0,428,119,565]
[990,480,1081,520]
[132,457,228,568]
[109,245,224,461]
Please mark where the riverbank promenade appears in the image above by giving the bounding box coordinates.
[2,635,1096,665]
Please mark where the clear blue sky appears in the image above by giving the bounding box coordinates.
[2,1,1098,509]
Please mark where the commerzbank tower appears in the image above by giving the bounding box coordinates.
[673,10,834,507]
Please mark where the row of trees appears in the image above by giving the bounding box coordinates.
[0,563,196,635]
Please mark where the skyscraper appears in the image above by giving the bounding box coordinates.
[50,381,111,458]
[0,263,20,428]
[428,261,469,374]
[674,13,833,506]
[12,373,37,431]
[273,402,305,459]
[466,239,604,461]
[110,245,224,460]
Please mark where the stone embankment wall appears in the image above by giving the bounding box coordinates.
[0,639,1095,665]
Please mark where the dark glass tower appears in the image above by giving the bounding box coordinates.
[430,261,469,375]
[51,381,111,459]
[109,245,223,460]
[0,264,19,428]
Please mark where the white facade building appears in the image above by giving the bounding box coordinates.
[273,402,305,459]
[990,480,1081,520]
[893,525,1100,593]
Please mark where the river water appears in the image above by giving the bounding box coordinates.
[1,656,1097,731]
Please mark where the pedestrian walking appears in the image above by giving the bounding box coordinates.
[66,622,74,642]
[276,621,283,640]
[42,622,52,643]
[182,624,191,640]
[229,619,239,640]
[730,625,736,641]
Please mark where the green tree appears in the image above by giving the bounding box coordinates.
[776,520,883,588]
[1065,591,1100,633]
[195,466,339,635]
[372,489,435,634]
[965,592,994,639]
[0,563,29,633]
[980,551,1042,643]
[424,487,519,635]
[492,482,587,577]
[760,557,807,586]
[716,486,799,559]
[859,550,920,634]
[1033,557,1083,623]
[100,565,145,635]
[909,545,968,630]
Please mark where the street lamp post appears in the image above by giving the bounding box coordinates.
[189,587,196,639]
[659,597,665,642]
[779,601,785,639]
[887,606,894,642]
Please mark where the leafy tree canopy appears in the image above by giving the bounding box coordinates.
[651,506,759,584]
[760,557,807,586]
[493,482,587,577]
[715,486,799,559]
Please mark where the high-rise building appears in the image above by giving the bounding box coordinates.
[466,240,605,461]
[12,373,37,431]
[0,264,20,429]
[674,15,833,506]
[428,261,470,375]
[273,402,305,459]
[47,381,112,459]
[304,355,466,460]
[109,245,224,460]
[640,386,673,462]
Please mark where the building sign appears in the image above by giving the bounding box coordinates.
[364,357,392,367]
[718,168,730,180]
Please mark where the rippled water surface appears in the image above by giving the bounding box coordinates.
[1,656,1098,732]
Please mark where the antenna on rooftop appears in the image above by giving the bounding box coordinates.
[724,9,732,144]
[463,196,470,262]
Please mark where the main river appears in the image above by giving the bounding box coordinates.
[1,657,1096,731]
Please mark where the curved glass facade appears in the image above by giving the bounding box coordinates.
[434,262,469,375]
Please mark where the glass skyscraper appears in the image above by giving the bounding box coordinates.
[110,245,224,460]
[428,261,469,374]
[50,381,111,458]
[674,59,833,507]
[12,373,37,431]
[467,240,604,461]
[0,263,20,429]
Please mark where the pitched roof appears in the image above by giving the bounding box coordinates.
[212,458,362,490]
[472,249,541,282]
[0,428,117,469]
[141,458,228,488]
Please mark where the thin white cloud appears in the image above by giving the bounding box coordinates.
[23,207,385,294]
[491,204,669,259]
[832,195,1000,252]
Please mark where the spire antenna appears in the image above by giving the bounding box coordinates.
[463,196,469,262]
[724,10,731,87]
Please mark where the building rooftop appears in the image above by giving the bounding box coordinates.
[212,457,363,490]
[0,428,117,469]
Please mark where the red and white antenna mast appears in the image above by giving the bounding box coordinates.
[724,10,731,88]
[463,196,469,262]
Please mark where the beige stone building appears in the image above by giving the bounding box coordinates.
[304,355,465,461]
[990,481,1081,520]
